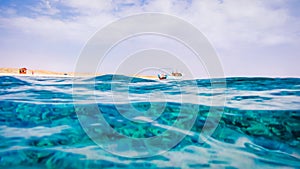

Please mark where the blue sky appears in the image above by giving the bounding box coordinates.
[0,0,300,77]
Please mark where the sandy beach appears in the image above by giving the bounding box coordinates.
[0,68,72,77]
[0,68,158,79]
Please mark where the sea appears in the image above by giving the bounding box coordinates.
[0,75,299,169]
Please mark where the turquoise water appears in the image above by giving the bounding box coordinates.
[0,75,299,168]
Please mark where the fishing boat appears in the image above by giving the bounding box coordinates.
[158,74,168,80]
[157,71,183,80]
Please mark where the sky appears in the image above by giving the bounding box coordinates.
[0,0,300,77]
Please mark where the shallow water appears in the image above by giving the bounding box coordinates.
[0,75,299,168]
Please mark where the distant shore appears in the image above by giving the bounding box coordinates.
[0,68,158,79]
[0,67,89,77]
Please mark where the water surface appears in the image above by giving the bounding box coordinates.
[0,75,299,168]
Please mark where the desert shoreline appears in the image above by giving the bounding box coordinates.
[0,68,158,79]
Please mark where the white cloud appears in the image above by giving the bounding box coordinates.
[1,0,298,48]
[184,0,296,48]
[0,16,89,42]
[0,7,17,15]
[61,0,114,15]
[27,0,60,16]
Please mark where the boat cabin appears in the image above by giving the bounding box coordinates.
[19,68,27,74]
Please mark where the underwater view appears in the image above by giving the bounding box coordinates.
[0,75,299,169]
